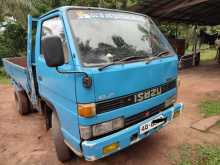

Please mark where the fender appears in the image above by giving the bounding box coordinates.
[40,96,83,156]
[40,96,56,129]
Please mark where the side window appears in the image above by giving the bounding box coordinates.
[41,17,69,63]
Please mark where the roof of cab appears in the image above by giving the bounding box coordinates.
[39,6,147,19]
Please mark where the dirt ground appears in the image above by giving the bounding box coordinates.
[0,62,220,165]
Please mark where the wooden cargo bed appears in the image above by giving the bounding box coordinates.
[7,57,27,68]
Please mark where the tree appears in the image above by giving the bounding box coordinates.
[0,22,26,57]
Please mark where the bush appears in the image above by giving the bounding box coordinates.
[0,22,26,66]
[0,67,7,77]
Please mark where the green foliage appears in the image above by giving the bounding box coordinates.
[171,144,220,165]
[0,22,26,65]
[2,23,26,55]
[0,35,9,64]
[196,145,220,165]
[0,67,9,84]
[0,67,7,77]
[160,23,178,38]
[159,23,195,49]
[178,144,193,165]
[199,100,220,117]
[200,48,217,62]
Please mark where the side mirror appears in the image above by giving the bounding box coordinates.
[41,35,65,67]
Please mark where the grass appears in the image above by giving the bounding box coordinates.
[186,44,217,62]
[169,144,191,165]
[170,144,220,165]
[0,67,10,84]
[199,100,220,117]
[196,145,220,165]
[216,120,220,127]
[0,77,10,84]
[200,48,217,62]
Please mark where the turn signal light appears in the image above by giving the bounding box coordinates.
[103,142,119,154]
[78,103,96,117]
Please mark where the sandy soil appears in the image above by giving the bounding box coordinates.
[0,62,220,165]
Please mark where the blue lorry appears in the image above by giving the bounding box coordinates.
[3,6,183,162]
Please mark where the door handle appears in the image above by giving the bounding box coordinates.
[38,76,43,81]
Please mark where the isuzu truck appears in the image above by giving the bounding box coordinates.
[3,6,183,162]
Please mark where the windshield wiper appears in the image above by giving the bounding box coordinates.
[98,61,123,71]
[98,51,171,71]
[115,55,149,62]
[155,50,171,57]
[145,50,171,64]
[98,55,149,71]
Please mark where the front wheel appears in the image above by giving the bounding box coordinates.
[51,112,74,162]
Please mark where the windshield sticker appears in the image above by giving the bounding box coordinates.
[75,11,145,22]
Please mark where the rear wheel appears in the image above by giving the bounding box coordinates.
[14,91,30,115]
[51,112,73,162]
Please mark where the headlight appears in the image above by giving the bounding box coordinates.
[112,117,124,129]
[79,117,124,140]
[79,125,92,140]
[92,121,113,136]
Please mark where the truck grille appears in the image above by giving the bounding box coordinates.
[125,103,166,127]
[96,79,176,114]
[90,102,169,140]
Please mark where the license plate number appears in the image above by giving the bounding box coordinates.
[140,115,165,134]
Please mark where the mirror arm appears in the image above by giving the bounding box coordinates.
[56,67,89,77]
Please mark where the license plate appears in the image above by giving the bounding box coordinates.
[140,115,165,134]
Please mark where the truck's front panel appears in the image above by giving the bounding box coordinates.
[66,8,183,160]
[76,56,178,124]
[81,104,182,160]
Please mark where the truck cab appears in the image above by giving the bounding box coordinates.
[3,6,183,162]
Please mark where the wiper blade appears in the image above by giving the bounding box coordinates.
[116,55,149,62]
[155,50,170,57]
[145,50,171,64]
[98,55,149,71]
[98,51,171,71]
[98,61,123,71]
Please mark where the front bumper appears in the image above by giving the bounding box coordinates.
[81,103,183,161]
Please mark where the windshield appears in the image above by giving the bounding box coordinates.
[68,10,174,67]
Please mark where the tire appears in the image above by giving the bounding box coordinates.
[14,91,30,115]
[51,112,73,162]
